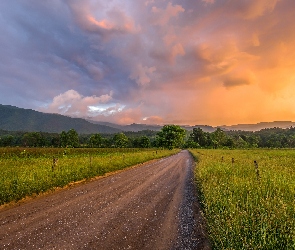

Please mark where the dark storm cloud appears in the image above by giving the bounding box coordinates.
[0,0,135,109]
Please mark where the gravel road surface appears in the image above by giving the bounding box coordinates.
[0,150,210,250]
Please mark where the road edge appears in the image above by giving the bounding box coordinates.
[173,150,211,250]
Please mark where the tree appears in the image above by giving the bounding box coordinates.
[224,137,235,148]
[60,129,79,148]
[67,129,80,148]
[184,137,200,148]
[247,135,259,148]
[51,134,60,147]
[139,136,150,148]
[189,128,207,147]
[60,131,68,147]
[0,135,14,147]
[113,133,129,148]
[22,132,43,147]
[211,128,227,148]
[233,135,248,148]
[88,133,102,148]
[156,125,186,149]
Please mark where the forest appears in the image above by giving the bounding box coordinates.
[1,125,295,149]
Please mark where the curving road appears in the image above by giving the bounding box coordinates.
[0,150,210,250]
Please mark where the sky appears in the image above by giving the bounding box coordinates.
[1,0,295,126]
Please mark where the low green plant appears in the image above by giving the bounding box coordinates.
[0,148,179,205]
[190,149,295,249]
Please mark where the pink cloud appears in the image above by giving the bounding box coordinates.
[42,90,112,117]
[143,116,164,125]
[129,64,156,86]
[151,2,185,26]
[67,1,138,38]
[91,106,143,125]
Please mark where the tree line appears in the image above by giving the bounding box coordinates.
[1,125,295,149]
[186,126,295,149]
[0,129,157,148]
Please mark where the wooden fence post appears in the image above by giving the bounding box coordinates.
[254,160,260,181]
[52,157,58,172]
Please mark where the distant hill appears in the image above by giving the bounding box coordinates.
[219,121,295,132]
[187,125,216,132]
[88,121,218,132]
[87,120,163,132]
[0,104,121,134]
[1,104,294,134]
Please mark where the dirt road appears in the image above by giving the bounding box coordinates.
[0,150,210,250]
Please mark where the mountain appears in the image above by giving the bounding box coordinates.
[219,121,295,131]
[1,104,295,134]
[187,125,216,132]
[86,121,126,130]
[88,121,218,132]
[87,120,163,132]
[0,104,121,134]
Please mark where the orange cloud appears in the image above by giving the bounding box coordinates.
[143,116,164,125]
[87,16,114,30]
[234,0,280,19]
[222,70,257,88]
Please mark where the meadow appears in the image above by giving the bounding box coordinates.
[0,147,179,205]
[190,149,295,249]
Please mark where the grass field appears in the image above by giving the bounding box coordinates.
[0,147,179,205]
[190,149,295,249]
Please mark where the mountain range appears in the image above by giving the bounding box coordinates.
[219,121,295,132]
[1,104,295,134]
[0,104,120,134]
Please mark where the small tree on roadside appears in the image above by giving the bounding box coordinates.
[188,128,208,147]
[156,125,186,149]
[184,137,200,148]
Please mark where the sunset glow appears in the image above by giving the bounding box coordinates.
[1,0,295,126]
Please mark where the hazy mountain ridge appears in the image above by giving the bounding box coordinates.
[218,121,295,132]
[0,104,121,134]
[87,120,163,132]
[1,104,294,133]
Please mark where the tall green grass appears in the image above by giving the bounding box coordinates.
[190,149,295,249]
[0,148,179,205]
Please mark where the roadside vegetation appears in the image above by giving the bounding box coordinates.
[0,148,179,205]
[190,149,295,249]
